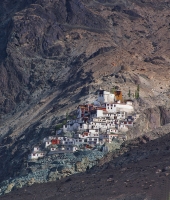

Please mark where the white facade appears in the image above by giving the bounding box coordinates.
[74,138,86,145]
[107,128,119,134]
[63,122,88,132]
[89,130,99,137]
[64,138,75,145]
[33,147,40,152]
[100,134,113,143]
[98,90,115,104]
[87,137,99,145]
[106,103,117,113]
[28,151,45,160]
[51,147,57,151]
[119,123,129,132]
[116,104,134,113]
[45,141,51,148]
[76,133,90,139]
[126,101,133,106]
[96,110,103,117]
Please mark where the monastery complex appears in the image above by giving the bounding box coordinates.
[29,89,137,160]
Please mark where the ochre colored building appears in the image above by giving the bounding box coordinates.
[114,90,123,102]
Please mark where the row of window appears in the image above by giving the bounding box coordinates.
[107,104,116,107]
[88,138,98,141]
[32,153,44,156]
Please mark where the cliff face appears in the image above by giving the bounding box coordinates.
[0,0,107,114]
[1,0,170,189]
[1,0,170,116]
[127,106,170,140]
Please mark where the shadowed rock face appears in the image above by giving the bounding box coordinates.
[1,0,170,192]
[0,0,36,60]
[1,0,170,115]
[0,0,108,114]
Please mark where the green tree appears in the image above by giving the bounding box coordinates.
[134,85,140,99]
[137,84,140,98]
[66,112,69,120]
[135,90,139,99]
[128,88,131,98]
[55,124,63,131]
[110,87,115,94]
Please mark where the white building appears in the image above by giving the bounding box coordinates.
[45,141,51,148]
[105,103,117,113]
[100,134,113,143]
[63,121,88,132]
[74,138,86,145]
[126,100,133,106]
[87,137,99,145]
[75,132,90,139]
[116,104,134,113]
[57,89,134,148]
[89,129,99,137]
[64,138,75,145]
[107,128,119,134]
[28,147,45,160]
[33,147,40,152]
[51,147,57,151]
[49,145,79,154]
[98,90,115,104]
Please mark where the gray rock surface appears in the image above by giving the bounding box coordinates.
[0,149,106,195]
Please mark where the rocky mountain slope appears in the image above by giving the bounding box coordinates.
[1,0,170,193]
[2,132,170,200]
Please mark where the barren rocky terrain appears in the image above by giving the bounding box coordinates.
[2,133,170,200]
[1,0,170,198]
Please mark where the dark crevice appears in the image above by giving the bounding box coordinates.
[65,0,73,23]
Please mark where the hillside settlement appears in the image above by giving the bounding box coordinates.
[29,89,137,159]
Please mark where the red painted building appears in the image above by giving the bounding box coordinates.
[51,139,60,145]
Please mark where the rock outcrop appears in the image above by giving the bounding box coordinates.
[0,149,105,195]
